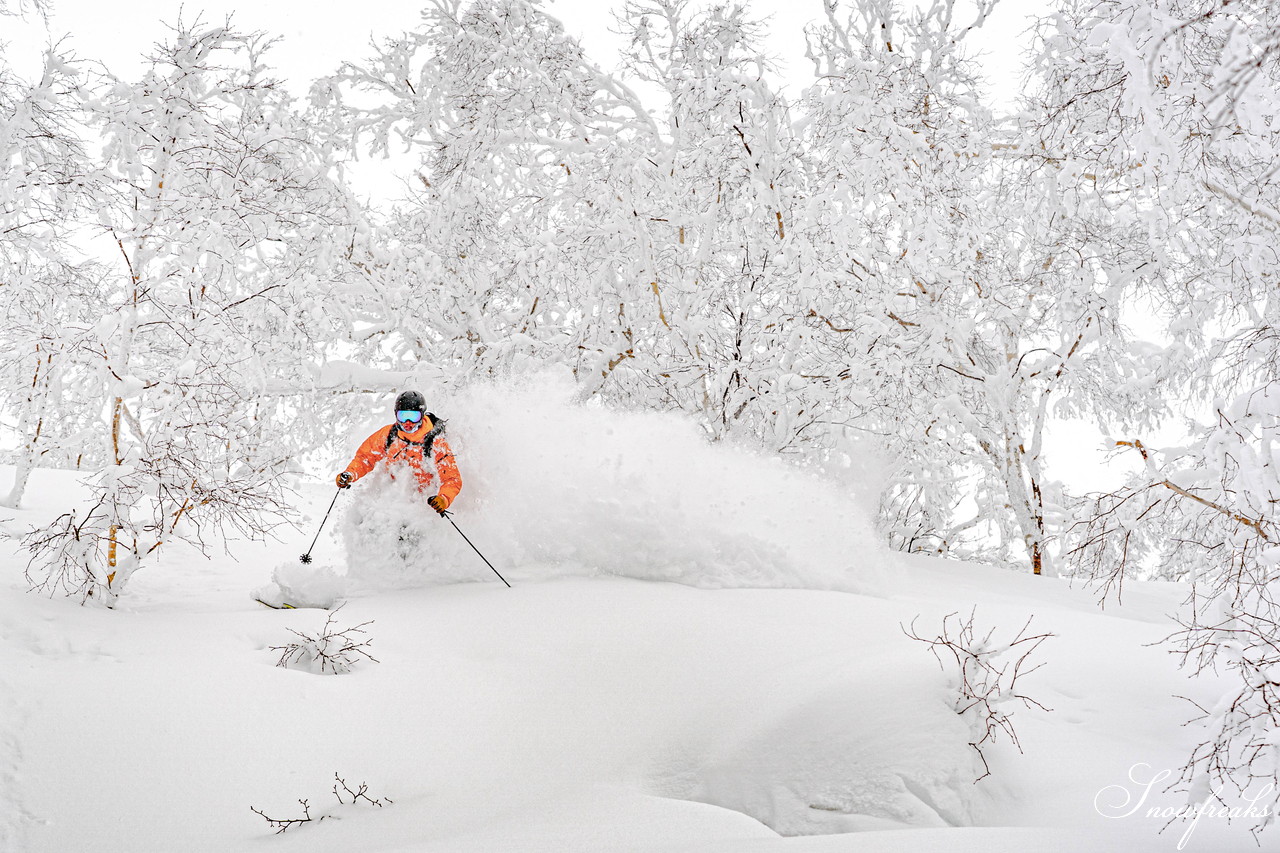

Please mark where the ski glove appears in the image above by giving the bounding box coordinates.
[336,471,354,489]
[427,494,450,515]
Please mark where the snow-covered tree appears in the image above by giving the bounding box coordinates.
[0,0,49,19]
[313,0,1175,575]
[315,0,831,453]
[526,0,814,450]
[312,0,657,390]
[0,46,105,507]
[1043,0,1280,823]
[794,0,1166,574]
[796,0,998,557]
[22,23,367,602]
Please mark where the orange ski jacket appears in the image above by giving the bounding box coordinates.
[341,415,462,509]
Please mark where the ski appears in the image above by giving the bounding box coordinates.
[254,597,341,610]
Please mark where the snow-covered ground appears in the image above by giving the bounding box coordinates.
[0,389,1265,851]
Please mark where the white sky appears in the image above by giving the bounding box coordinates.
[3,0,1058,224]
[6,0,1050,105]
[8,0,1125,490]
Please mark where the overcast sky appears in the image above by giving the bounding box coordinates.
[7,0,1050,104]
[4,0,1124,490]
[4,0,1055,208]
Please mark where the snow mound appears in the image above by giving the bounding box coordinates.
[682,674,985,835]
[252,561,348,609]
[331,371,888,595]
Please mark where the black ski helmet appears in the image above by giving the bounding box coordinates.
[395,390,426,413]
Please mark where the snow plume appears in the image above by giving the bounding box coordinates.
[334,371,887,595]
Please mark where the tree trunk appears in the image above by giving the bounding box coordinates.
[1,346,51,509]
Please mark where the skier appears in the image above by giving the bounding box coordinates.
[335,390,462,516]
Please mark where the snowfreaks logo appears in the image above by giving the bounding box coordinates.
[1094,763,1274,850]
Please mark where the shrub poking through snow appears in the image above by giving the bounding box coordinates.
[250,773,392,833]
[271,606,377,675]
[250,798,322,834]
[1175,585,1280,832]
[904,609,1053,781]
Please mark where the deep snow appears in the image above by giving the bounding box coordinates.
[0,384,1265,852]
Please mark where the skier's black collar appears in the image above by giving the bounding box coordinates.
[386,413,445,453]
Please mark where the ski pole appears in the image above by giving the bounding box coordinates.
[300,487,343,564]
[440,510,511,588]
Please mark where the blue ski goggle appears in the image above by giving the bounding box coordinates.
[397,410,423,424]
